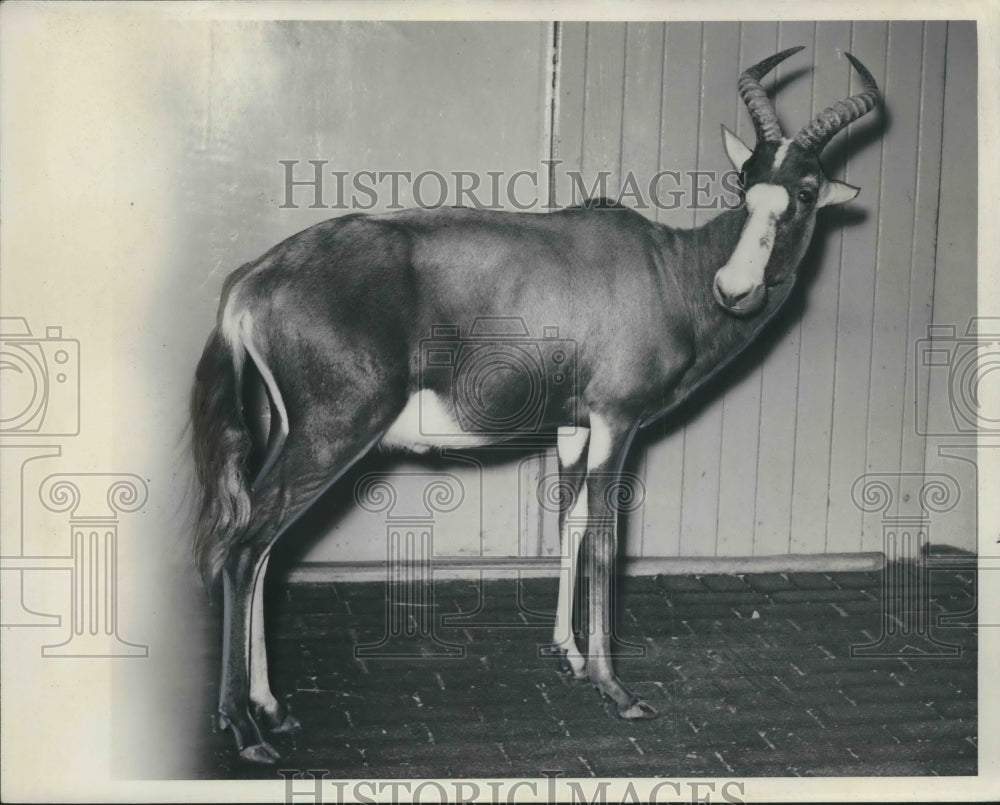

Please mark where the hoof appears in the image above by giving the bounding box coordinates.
[618,699,658,720]
[254,701,302,734]
[239,742,281,764]
[556,652,586,679]
[271,711,302,734]
[543,644,585,678]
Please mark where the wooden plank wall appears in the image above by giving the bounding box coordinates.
[172,21,554,563]
[921,22,979,552]
[180,20,976,568]
[554,21,978,558]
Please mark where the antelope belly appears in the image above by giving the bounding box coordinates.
[380,389,497,453]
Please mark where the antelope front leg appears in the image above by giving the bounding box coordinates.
[582,415,657,720]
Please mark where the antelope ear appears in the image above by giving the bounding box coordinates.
[818,179,860,208]
[721,125,753,171]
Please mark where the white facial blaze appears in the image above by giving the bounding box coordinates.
[772,138,793,170]
[714,183,789,297]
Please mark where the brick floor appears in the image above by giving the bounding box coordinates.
[190,558,977,779]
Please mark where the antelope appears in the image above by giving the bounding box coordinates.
[191,47,880,763]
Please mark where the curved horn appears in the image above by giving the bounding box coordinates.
[739,46,805,143]
[794,52,881,152]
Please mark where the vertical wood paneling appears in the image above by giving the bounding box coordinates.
[620,22,666,557]
[581,23,627,194]
[638,21,703,558]
[826,22,890,551]
[715,22,778,557]
[927,21,978,377]
[657,21,704,231]
[677,22,740,557]
[896,23,948,519]
[553,22,587,207]
[181,22,551,563]
[789,22,853,552]
[860,21,927,550]
[555,18,975,560]
[186,20,975,566]
[923,22,978,549]
[620,22,665,209]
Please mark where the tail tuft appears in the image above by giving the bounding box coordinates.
[190,330,253,586]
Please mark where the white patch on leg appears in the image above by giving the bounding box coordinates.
[381,390,496,454]
[249,556,279,714]
[587,414,615,471]
[714,183,790,295]
[557,426,589,467]
[553,481,588,677]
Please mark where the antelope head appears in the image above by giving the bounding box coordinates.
[713,47,881,317]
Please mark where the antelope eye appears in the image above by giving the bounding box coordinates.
[796,189,816,205]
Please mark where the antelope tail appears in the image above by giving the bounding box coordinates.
[190,327,253,587]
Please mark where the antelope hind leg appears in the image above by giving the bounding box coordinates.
[249,554,301,734]
[217,548,281,764]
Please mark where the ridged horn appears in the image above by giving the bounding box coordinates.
[739,46,805,143]
[793,52,881,153]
